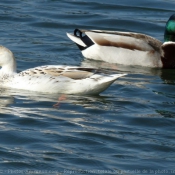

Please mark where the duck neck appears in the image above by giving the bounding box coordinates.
[164,32,175,42]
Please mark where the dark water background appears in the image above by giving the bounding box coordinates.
[0,0,175,175]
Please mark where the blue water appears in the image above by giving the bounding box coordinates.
[0,0,175,175]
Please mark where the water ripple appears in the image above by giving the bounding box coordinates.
[0,0,175,173]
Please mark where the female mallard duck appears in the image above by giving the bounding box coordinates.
[0,46,126,95]
[67,14,175,68]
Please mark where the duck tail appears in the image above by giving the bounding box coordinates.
[99,73,127,84]
[67,33,87,48]
[85,73,127,95]
[67,29,94,51]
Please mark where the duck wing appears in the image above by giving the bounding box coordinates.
[82,29,163,52]
[18,65,98,80]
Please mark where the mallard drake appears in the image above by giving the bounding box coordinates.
[0,46,126,95]
[67,14,175,68]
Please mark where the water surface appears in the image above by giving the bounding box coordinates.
[0,0,175,175]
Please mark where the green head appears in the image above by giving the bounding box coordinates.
[164,14,175,42]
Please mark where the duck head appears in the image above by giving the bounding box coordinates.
[164,14,175,42]
[161,14,175,68]
[0,46,16,75]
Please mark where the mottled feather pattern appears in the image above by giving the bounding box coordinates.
[18,65,96,79]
